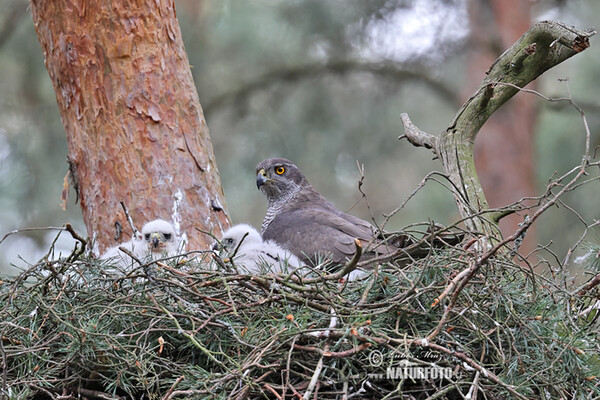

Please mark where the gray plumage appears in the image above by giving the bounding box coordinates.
[213,224,303,274]
[256,158,402,267]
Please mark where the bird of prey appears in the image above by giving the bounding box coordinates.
[213,223,303,274]
[256,158,404,267]
[101,219,181,270]
[139,219,180,257]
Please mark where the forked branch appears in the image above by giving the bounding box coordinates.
[401,20,595,237]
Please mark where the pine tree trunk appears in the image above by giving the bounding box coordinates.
[29,0,230,253]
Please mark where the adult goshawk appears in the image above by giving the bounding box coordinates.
[256,158,404,266]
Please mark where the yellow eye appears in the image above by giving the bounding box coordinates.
[275,166,285,175]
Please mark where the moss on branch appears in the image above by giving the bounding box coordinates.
[401,20,595,237]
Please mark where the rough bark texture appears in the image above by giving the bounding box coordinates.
[29,0,230,253]
[403,21,592,238]
[467,0,538,253]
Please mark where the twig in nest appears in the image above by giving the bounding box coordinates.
[116,246,144,267]
[211,252,227,271]
[64,223,87,262]
[77,387,126,399]
[263,383,284,400]
[0,226,66,247]
[574,273,600,296]
[293,343,371,359]
[413,341,528,400]
[305,307,338,338]
[196,227,220,243]
[466,371,480,400]
[156,261,193,278]
[431,265,472,308]
[64,223,87,245]
[161,375,185,400]
[303,345,326,400]
[357,266,378,306]
[150,295,234,370]
[120,201,139,237]
[297,238,362,285]
[324,239,362,280]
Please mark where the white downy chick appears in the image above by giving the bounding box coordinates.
[101,219,180,272]
[140,219,179,258]
[213,224,303,274]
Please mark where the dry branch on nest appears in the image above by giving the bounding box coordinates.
[1,19,598,400]
[0,221,598,400]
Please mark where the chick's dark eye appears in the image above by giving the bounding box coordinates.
[225,238,234,244]
[144,234,150,240]
[164,233,172,240]
[275,166,285,175]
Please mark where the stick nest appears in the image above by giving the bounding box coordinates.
[1,228,599,400]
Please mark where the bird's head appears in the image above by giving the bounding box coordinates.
[256,158,306,201]
[213,224,262,257]
[141,219,177,253]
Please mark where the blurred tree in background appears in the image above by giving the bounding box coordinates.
[466,0,540,254]
[0,0,599,273]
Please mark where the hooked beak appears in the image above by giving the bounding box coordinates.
[256,168,269,189]
[211,241,221,251]
[151,233,160,249]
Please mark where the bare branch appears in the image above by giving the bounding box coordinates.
[430,20,594,236]
[203,60,458,115]
[398,113,439,155]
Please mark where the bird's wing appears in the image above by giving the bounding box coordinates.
[129,239,150,260]
[293,191,404,256]
[232,251,261,274]
[100,240,142,272]
[287,187,376,232]
[262,240,304,269]
[263,208,374,265]
[233,245,286,274]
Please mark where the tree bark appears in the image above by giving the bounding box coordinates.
[402,21,593,240]
[29,0,230,253]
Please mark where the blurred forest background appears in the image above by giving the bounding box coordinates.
[0,0,599,274]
